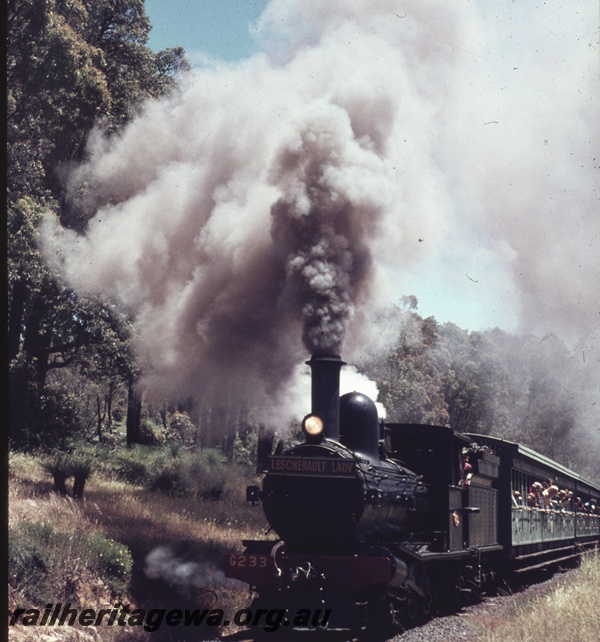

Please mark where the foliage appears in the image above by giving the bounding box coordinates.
[7,0,189,201]
[7,0,109,199]
[166,411,197,444]
[360,303,598,484]
[233,431,259,467]
[145,447,230,499]
[113,454,148,485]
[42,450,94,478]
[6,0,597,484]
[10,372,84,450]
[41,450,94,498]
[9,450,267,626]
[7,0,188,451]
[86,532,133,593]
[364,312,450,426]
[9,518,133,601]
[8,195,135,448]
[8,524,51,603]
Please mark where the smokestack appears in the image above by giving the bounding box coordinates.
[306,354,346,441]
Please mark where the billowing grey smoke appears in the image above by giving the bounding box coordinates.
[42,0,598,427]
[269,110,385,354]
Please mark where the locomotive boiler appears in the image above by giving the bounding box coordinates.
[262,355,427,553]
[225,353,600,633]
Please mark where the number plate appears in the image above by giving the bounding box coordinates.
[227,553,269,569]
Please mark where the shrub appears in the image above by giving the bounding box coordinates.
[146,461,187,496]
[41,450,94,497]
[233,432,259,467]
[86,533,133,593]
[114,456,148,484]
[9,519,134,600]
[41,451,72,495]
[68,453,94,498]
[10,377,84,450]
[8,525,51,603]
[143,447,232,499]
[167,411,196,444]
[137,418,164,445]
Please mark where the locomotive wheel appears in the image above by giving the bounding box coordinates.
[420,593,433,618]
[388,599,402,629]
[368,594,402,633]
[419,571,434,618]
[405,597,419,622]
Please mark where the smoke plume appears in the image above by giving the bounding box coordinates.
[43,0,598,426]
[145,546,243,596]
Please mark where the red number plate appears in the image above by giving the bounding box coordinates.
[227,553,269,569]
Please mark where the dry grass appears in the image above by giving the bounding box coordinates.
[9,450,271,640]
[76,467,273,628]
[480,551,600,642]
[9,459,137,641]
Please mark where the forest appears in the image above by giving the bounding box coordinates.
[7,0,598,485]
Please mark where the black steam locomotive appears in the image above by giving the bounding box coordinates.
[225,354,600,632]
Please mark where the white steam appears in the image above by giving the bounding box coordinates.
[144,546,244,594]
[43,0,598,427]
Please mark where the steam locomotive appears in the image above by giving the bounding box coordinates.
[225,354,600,633]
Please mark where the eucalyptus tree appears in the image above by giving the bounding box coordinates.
[7,0,188,447]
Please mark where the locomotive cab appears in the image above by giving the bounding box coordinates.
[384,423,471,551]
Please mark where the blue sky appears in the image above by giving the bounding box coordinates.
[145,0,269,62]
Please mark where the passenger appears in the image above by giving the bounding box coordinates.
[542,484,559,510]
[555,489,569,511]
[558,491,571,511]
[529,481,543,508]
[527,492,537,507]
[512,490,523,507]
[575,497,585,511]
[462,457,473,487]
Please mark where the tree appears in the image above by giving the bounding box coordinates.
[364,310,450,425]
[7,0,189,203]
[7,0,188,448]
[7,0,110,199]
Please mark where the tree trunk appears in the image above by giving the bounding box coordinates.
[96,393,104,442]
[22,294,51,385]
[8,279,26,362]
[72,475,87,499]
[9,371,27,445]
[198,405,213,449]
[106,381,114,430]
[126,378,142,446]
[52,472,69,496]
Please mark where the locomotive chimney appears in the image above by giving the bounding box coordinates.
[306,354,346,441]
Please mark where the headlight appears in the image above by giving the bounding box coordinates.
[302,414,324,441]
